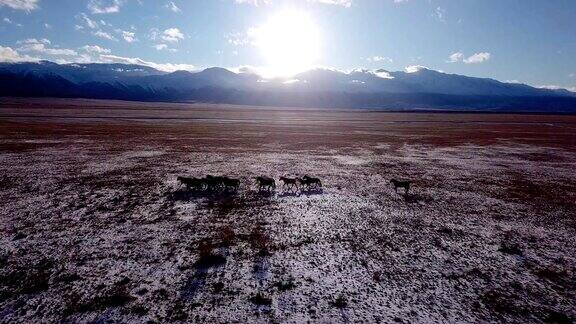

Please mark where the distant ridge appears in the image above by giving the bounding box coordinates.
[1,61,575,112]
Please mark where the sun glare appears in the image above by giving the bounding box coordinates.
[250,10,321,78]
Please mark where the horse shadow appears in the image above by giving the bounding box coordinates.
[277,192,299,198]
[255,190,275,198]
[170,188,238,202]
[401,191,432,204]
[171,185,324,202]
[300,188,324,196]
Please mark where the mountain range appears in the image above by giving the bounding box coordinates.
[1,61,575,112]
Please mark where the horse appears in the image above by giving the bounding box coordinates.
[204,175,225,191]
[221,177,240,192]
[177,176,205,191]
[390,179,410,194]
[255,176,276,192]
[279,176,299,191]
[300,175,322,190]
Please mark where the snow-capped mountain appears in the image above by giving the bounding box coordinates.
[1,61,574,112]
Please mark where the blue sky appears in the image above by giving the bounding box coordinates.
[0,0,575,90]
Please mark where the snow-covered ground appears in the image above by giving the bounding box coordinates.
[1,100,575,323]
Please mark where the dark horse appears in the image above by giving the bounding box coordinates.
[255,176,276,192]
[299,175,322,190]
[221,177,240,192]
[204,175,225,191]
[279,176,299,191]
[177,176,206,191]
[390,179,410,194]
[204,175,240,192]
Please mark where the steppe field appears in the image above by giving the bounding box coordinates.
[1,98,575,323]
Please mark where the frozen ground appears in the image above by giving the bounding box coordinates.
[0,98,575,323]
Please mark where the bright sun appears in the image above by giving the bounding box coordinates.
[251,10,321,78]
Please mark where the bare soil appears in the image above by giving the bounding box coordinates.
[1,98,575,323]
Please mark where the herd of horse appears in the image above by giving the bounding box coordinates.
[177,175,323,193]
[177,175,411,195]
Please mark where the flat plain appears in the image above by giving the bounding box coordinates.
[1,98,575,323]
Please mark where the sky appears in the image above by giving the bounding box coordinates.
[0,0,575,90]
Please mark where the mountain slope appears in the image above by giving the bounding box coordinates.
[0,61,574,112]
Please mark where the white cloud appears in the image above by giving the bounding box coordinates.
[78,14,128,42]
[161,28,184,42]
[367,56,393,63]
[148,28,158,41]
[17,39,77,56]
[0,45,39,62]
[2,42,195,72]
[447,52,464,63]
[405,65,427,73]
[539,85,561,89]
[94,30,117,41]
[44,23,51,29]
[153,44,177,52]
[435,7,446,22]
[165,1,180,12]
[99,54,195,72]
[80,45,111,54]
[538,85,576,92]
[79,13,99,29]
[464,52,491,64]
[374,71,394,79]
[88,0,122,14]
[120,30,136,42]
[0,0,39,11]
[448,52,491,64]
[20,45,77,56]
[17,38,50,45]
